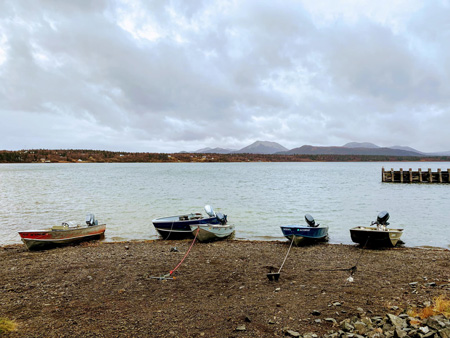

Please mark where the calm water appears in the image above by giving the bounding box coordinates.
[1,162,449,249]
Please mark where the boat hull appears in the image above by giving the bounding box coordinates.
[350,226,403,247]
[190,224,235,242]
[18,224,106,250]
[280,225,329,246]
[152,215,221,240]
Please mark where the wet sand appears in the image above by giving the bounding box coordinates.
[0,240,449,337]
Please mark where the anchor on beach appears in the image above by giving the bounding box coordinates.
[148,273,176,281]
[149,227,200,281]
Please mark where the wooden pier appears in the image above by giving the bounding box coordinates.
[382,167,450,183]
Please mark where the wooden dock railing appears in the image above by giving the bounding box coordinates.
[382,168,450,183]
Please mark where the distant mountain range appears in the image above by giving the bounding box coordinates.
[284,145,421,157]
[193,147,236,154]
[234,141,288,154]
[192,141,287,155]
[191,141,450,157]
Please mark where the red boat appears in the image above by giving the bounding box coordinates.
[18,214,106,250]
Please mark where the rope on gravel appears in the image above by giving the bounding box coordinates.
[169,227,199,276]
[149,227,200,281]
[278,234,295,274]
[305,236,370,282]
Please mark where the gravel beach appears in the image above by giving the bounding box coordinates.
[0,240,449,337]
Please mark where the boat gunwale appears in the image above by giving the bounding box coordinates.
[190,224,235,230]
[19,224,106,233]
[153,227,193,233]
[280,225,329,230]
[350,226,404,233]
[20,231,105,243]
[152,215,217,224]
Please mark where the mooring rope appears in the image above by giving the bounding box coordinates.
[163,220,176,240]
[277,234,295,273]
[352,235,370,271]
[149,227,200,280]
[305,236,370,278]
[168,227,200,276]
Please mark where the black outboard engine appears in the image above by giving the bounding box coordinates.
[376,211,390,226]
[305,214,318,227]
[86,213,98,226]
[216,212,227,225]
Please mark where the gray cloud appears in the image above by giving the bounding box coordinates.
[1,0,450,152]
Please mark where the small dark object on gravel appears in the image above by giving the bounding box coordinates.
[267,272,280,281]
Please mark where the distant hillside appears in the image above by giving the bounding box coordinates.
[2,149,450,163]
[234,141,288,154]
[343,142,380,149]
[193,147,235,154]
[389,145,423,154]
[426,150,450,156]
[191,141,449,156]
[282,145,423,157]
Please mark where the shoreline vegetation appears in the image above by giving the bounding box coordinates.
[0,240,449,337]
[1,149,450,163]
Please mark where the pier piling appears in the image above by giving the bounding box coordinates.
[382,167,450,183]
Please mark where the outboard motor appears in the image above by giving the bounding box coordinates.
[204,205,216,218]
[216,212,227,225]
[376,211,390,226]
[305,214,318,227]
[86,213,98,226]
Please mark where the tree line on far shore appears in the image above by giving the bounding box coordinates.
[1,149,449,163]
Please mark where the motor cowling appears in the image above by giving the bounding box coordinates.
[204,205,216,217]
[376,211,390,226]
[216,212,227,225]
[305,214,318,227]
[86,213,98,226]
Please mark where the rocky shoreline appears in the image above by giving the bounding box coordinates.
[285,310,450,338]
[0,240,449,337]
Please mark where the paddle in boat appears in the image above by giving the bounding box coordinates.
[350,211,403,248]
[18,214,106,250]
[152,205,228,240]
[280,214,328,246]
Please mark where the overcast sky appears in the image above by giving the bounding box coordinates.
[1,0,449,153]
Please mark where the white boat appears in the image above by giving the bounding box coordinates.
[189,223,235,242]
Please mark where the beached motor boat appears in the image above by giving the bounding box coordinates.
[350,211,403,247]
[152,205,228,239]
[280,214,329,246]
[18,214,106,250]
[190,223,235,242]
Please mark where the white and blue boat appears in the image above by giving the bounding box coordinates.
[189,223,235,242]
[280,214,328,246]
[152,205,227,240]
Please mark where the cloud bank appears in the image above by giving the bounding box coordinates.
[1,0,449,152]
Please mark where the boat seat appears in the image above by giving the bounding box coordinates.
[188,213,202,220]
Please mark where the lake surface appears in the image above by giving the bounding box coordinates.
[1,162,449,249]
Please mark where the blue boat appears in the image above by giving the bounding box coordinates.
[280,214,328,246]
[152,205,227,239]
